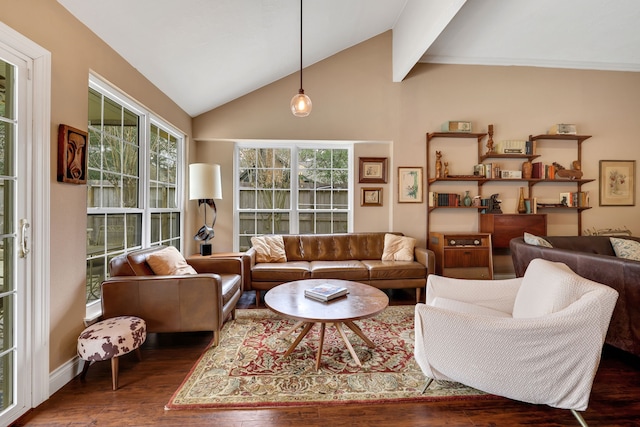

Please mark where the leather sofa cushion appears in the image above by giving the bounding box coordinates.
[251,261,311,282]
[309,260,368,280]
[362,260,427,280]
[543,236,621,256]
[220,274,242,306]
[282,233,392,261]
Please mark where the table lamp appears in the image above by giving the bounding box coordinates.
[189,163,222,255]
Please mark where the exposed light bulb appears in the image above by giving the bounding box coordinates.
[290,89,312,117]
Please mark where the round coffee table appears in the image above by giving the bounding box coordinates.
[264,279,389,370]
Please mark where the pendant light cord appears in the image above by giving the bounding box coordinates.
[299,0,303,92]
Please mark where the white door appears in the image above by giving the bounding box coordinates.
[0,43,32,425]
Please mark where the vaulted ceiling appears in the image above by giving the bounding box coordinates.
[58,0,640,117]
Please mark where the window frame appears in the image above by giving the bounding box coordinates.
[234,141,354,251]
[86,74,186,318]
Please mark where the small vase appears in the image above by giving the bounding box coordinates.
[522,161,533,179]
[463,191,472,207]
[517,187,527,214]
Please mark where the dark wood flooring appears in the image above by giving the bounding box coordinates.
[13,290,640,427]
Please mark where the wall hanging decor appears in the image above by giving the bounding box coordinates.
[599,160,635,206]
[398,167,423,203]
[358,157,388,183]
[57,124,88,184]
[361,187,383,206]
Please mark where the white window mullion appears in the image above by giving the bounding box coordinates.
[290,147,299,234]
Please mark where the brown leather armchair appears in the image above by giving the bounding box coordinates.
[101,246,243,346]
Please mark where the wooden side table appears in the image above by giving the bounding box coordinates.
[429,232,493,279]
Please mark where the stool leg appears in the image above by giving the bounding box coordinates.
[135,347,143,362]
[111,356,119,390]
[80,360,91,380]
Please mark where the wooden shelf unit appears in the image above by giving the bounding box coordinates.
[426,130,594,240]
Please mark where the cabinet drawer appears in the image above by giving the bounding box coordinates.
[444,249,490,268]
[443,267,492,280]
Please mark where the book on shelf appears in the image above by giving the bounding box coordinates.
[304,284,349,302]
[560,191,589,207]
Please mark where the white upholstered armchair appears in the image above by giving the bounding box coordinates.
[414,258,618,426]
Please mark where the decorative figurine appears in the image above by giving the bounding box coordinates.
[487,193,502,213]
[486,124,495,154]
[554,160,584,179]
[435,151,443,178]
[443,162,449,178]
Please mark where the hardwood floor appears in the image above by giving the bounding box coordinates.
[13,290,640,427]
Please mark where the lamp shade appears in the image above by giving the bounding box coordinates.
[189,163,222,200]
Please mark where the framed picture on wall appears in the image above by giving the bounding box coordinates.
[57,124,88,185]
[599,160,635,206]
[361,187,383,206]
[358,157,388,183]
[398,167,423,203]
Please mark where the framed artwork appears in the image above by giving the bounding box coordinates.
[599,160,635,206]
[358,157,388,183]
[57,124,88,184]
[398,167,423,203]
[361,187,383,206]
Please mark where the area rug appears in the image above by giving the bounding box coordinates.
[166,306,489,410]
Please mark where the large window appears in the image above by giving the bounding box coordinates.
[86,77,184,306]
[236,143,352,251]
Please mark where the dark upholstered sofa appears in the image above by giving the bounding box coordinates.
[246,232,435,306]
[102,246,243,346]
[510,235,640,357]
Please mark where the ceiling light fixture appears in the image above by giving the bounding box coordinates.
[290,0,312,117]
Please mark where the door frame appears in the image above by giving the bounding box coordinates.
[0,21,51,422]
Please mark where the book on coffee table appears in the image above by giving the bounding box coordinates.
[304,284,349,302]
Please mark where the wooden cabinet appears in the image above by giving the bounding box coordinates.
[480,214,547,248]
[429,232,493,279]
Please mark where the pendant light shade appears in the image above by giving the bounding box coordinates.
[291,89,312,117]
[291,0,311,117]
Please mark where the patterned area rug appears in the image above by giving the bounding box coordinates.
[165,306,488,410]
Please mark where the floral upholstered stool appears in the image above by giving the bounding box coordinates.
[77,316,146,390]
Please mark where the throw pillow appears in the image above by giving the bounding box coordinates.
[610,237,640,261]
[146,246,197,276]
[523,232,553,248]
[512,258,582,318]
[251,235,287,263]
[381,233,416,261]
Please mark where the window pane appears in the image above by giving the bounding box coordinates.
[239,189,256,209]
[103,98,122,139]
[237,145,349,248]
[86,81,183,307]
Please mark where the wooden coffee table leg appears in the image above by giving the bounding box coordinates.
[334,322,362,367]
[344,320,375,348]
[282,320,305,339]
[283,322,314,357]
[315,323,326,370]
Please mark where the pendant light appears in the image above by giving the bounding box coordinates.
[290,0,312,117]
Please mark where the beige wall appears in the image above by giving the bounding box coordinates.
[3,1,640,381]
[194,31,640,250]
[1,0,192,370]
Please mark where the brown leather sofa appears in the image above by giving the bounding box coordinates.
[246,232,435,306]
[510,235,640,357]
[102,246,243,346]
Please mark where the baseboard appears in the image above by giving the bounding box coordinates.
[49,355,83,396]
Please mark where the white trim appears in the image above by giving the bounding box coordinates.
[48,356,83,397]
[420,54,640,73]
[0,20,51,425]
